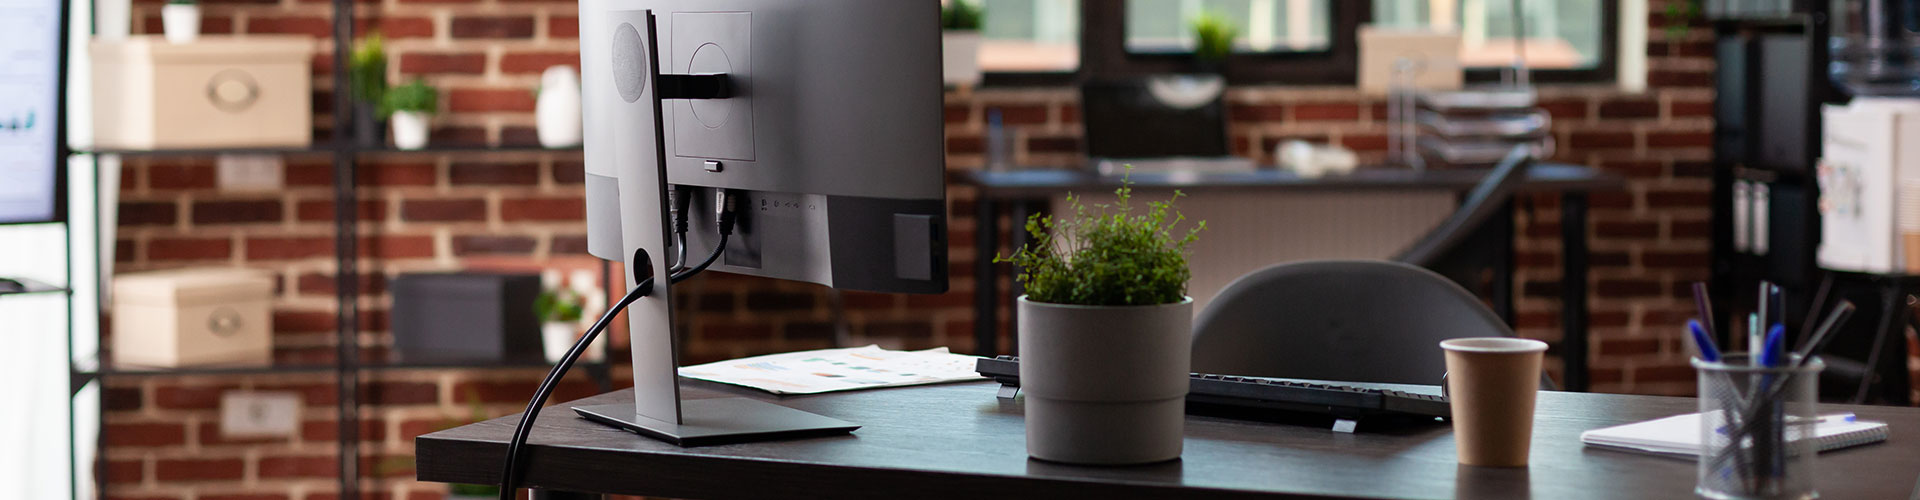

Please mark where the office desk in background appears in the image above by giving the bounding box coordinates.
[416,381,1920,499]
[958,164,1625,391]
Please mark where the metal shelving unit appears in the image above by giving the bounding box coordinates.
[65,1,601,497]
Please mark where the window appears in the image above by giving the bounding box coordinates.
[1372,0,1614,80]
[979,0,1082,74]
[1125,0,1333,55]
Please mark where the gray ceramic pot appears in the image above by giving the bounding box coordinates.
[1017,295,1193,465]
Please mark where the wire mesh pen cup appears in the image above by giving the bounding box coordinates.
[1693,355,1823,500]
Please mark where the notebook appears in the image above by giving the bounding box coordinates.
[1580,412,1890,458]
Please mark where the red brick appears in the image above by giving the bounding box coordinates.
[1060,105,1080,123]
[201,494,291,500]
[1568,131,1635,149]
[946,135,983,155]
[449,162,539,185]
[1596,278,1663,298]
[549,16,579,38]
[699,323,774,340]
[193,200,284,224]
[451,379,596,405]
[1648,69,1713,88]
[153,384,234,410]
[1597,98,1659,119]
[447,88,537,112]
[1337,133,1388,152]
[1537,99,1590,121]
[1027,136,1082,154]
[362,381,440,405]
[274,310,336,334]
[297,199,388,222]
[1293,103,1360,121]
[401,199,487,222]
[432,125,490,147]
[1647,188,1711,209]
[452,235,537,255]
[120,201,178,226]
[552,160,586,184]
[1647,131,1712,148]
[300,418,388,442]
[296,272,388,296]
[360,161,437,186]
[247,16,332,37]
[1633,363,1696,383]
[247,237,333,260]
[363,235,436,259]
[1644,250,1709,268]
[944,105,971,124]
[154,457,244,481]
[500,51,580,74]
[1598,160,1664,179]
[1670,99,1713,117]
[197,421,289,446]
[1229,104,1287,122]
[105,422,187,447]
[1598,337,1661,356]
[551,235,590,255]
[451,16,535,39]
[148,164,215,190]
[501,197,585,221]
[142,14,234,34]
[1595,221,1659,238]
[106,459,143,484]
[398,53,487,75]
[990,105,1048,125]
[148,237,233,261]
[357,17,435,39]
[258,455,335,479]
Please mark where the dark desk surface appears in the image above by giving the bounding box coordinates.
[417,381,1920,500]
[958,164,1624,198]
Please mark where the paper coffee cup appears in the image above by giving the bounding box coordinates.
[1441,337,1548,467]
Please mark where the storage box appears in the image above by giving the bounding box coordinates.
[111,268,275,367]
[91,35,314,149]
[391,273,544,364]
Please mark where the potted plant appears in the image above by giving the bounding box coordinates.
[535,269,592,364]
[1190,11,1237,74]
[941,0,984,87]
[348,34,389,147]
[997,176,1205,465]
[160,0,199,44]
[382,79,437,150]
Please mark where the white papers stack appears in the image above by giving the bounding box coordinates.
[678,345,986,395]
[1580,412,1889,458]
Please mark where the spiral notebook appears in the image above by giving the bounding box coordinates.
[1581,412,1890,458]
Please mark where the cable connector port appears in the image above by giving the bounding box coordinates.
[716,189,743,236]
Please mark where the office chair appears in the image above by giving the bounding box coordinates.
[1392,145,1533,267]
[1190,260,1544,387]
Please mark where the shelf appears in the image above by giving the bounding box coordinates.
[71,143,582,157]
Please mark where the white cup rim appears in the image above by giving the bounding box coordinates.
[1439,337,1548,353]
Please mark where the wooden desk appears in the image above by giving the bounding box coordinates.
[957,164,1625,391]
[417,381,1920,499]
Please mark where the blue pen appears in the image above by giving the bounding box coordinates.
[1759,324,1786,367]
[1688,319,1721,362]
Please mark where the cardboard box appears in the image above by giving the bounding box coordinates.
[111,268,275,367]
[91,35,314,149]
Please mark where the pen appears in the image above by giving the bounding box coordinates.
[1748,313,1761,364]
[1689,319,1721,362]
[1794,301,1856,367]
[1692,282,1717,340]
[1759,324,1786,368]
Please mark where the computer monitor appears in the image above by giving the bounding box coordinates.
[1081,77,1231,159]
[0,0,67,225]
[574,0,947,444]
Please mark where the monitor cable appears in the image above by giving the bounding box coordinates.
[499,190,740,500]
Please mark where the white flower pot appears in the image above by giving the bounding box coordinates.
[390,111,430,150]
[1017,295,1193,465]
[97,0,133,41]
[942,31,982,87]
[541,321,605,364]
[161,4,200,44]
[536,66,583,148]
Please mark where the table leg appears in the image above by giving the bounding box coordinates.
[1561,193,1590,392]
[974,198,1000,357]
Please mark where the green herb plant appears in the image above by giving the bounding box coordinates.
[534,287,586,324]
[942,0,984,31]
[380,79,438,118]
[167,0,195,5]
[1191,11,1238,63]
[349,33,388,110]
[996,173,1204,307]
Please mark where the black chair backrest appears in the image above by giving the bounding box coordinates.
[1391,145,1534,267]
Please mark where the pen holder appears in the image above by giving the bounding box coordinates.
[1692,354,1823,500]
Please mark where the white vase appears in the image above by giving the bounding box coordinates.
[541,321,606,364]
[1017,295,1193,465]
[390,111,430,150]
[97,0,133,41]
[535,66,583,148]
[942,31,982,87]
[161,4,199,44]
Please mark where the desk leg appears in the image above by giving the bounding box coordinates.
[532,489,602,500]
[974,198,1000,357]
[1561,193,1590,392]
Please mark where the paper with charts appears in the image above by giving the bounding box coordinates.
[678,345,986,395]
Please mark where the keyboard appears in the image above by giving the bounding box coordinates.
[975,356,1451,430]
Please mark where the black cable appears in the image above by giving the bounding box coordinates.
[499,191,741,500]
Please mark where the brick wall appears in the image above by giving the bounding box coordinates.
[95,1,1912,499]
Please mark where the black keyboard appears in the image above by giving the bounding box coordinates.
[975,356,1450,427]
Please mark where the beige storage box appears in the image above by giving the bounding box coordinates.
[111,268,275,368]
[92,35,314,149]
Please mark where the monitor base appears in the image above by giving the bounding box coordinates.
[573,397,858,447]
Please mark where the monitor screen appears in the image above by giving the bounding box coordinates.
[1081,77,1231,159]
[0,0,62,224]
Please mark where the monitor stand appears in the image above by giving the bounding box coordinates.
[573,9,856,447]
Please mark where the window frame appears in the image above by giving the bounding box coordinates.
[976,0,1621,86]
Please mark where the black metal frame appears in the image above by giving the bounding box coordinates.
[978,0,1620,88]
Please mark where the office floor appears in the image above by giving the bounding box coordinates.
[88,3,1920,500]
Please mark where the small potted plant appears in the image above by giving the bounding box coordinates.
[382,79,437,150]
[1191,11,1238,74]
[997,175,1205,465]
[348,34,389,147]
[535,270,589,364]
[161,0,199,44]
[941,0,984,87]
